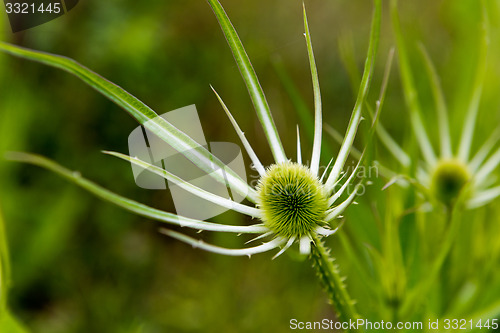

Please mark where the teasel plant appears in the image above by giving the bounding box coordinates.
[326,1,500,212]
[0,0,384,327]
[279,0,500,325]
[382,0,500,321]
[332,0,500,324]
[333,1,499,212]
[380,0,500,213]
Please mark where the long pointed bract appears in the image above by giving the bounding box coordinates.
[316,224,343,237]
[272,237,295,259]
[297,125,303,165]
[303,4,323,176]
[391,0,437,167]
[104,151,262,218]
[469,129,500,172]
[6,152,266,234]
[211,86,266,176]
[0,42,255,202]
[160,229,285,256]
[320,158,334,183]
[474,147,500,187]
[418,43,452,158]
[458,7,488,161]
[328,157,363,206]
[299,236,312,255]
[467,186,500,209]
[325,0,381,189]
[245,231,273,245]
[325,185,361,222]
[207,0,287,163]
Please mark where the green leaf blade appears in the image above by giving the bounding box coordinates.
[0,42,256,202]
[303,4,323,176]
[6,152,265,234]
[325,0,382,189]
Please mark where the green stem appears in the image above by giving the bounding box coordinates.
[400,206,460,318]
[310,234,360,331]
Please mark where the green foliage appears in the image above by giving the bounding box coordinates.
[0,311,29,333]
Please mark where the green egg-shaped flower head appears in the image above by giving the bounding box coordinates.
[430,159,471,206]
[256,162,328,239]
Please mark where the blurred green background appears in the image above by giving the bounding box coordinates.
[1,1,499,332]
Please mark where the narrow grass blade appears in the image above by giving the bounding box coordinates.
[104,151,261,218]
[160,229,284,257]
[14,189,82,291]
[6,152,266,234]
[324,125,362,161]
[303,4,322,176]
[390,0,437,167]
[337,232,383,305]
[364,48,395,169]
[207,0,286,163]
[377,124,411,167]
[370,48,394,131]
[325,0,381,189]
[211,86,266,176]
[458,5,489,162]
[338,33,362,96]
[400,186,469,318]
[0,42,255,202]
[418,43,452,158]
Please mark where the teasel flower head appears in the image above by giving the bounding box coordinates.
[371,1,500,210]
[0,0,381,258]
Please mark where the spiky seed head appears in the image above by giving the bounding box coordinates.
[256,162,328,238]
[430,159,470,206]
